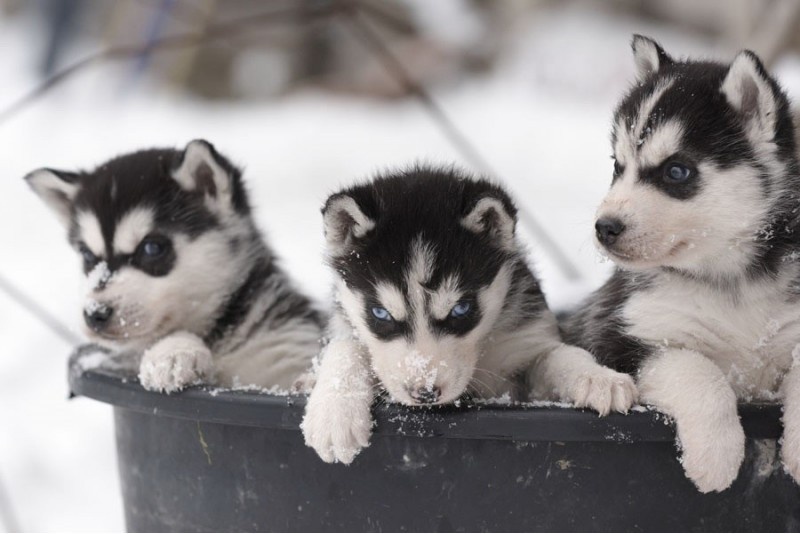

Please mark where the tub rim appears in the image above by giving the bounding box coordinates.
[67,350,783,444]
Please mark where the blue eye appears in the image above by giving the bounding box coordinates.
[79,245,96,264]
[142,240,164,257]
[665,163,691,183]
[371,307,393,321]
[450,301,471,318]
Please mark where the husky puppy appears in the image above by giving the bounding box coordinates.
[301,166,637,464]
[563,35,800,492]
[26,140,322,392]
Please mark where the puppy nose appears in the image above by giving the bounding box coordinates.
[84,304,113,331]
[409,386,441,405]
[595,218,626,246]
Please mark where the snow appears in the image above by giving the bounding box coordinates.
[85,261,111,292]
[2,3,800,531]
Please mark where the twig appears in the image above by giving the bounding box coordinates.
[341,7,582,281]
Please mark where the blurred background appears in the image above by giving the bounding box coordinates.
[2,0,800,530]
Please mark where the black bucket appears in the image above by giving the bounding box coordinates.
[68,349,800,532]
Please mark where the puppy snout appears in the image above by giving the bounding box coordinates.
[84,303,113,331]
[408,385,441,405]
[595,217,626,246]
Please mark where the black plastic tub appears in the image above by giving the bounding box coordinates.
[68,350,800,532]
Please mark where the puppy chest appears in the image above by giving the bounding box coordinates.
[623,286,800,396]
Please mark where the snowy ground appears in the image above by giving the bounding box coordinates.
[2,3,800,531]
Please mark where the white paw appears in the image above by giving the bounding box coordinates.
[301,392,373,464]
[570,368,638,416]
[138,332,212,393]
[781,426,800,484]
[678,415,745,493]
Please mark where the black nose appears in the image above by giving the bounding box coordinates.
[84,304,113,331]
[409,386,441,405]
[595,218,626,246]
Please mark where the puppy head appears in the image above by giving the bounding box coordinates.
[597,36,798,278]
[26,139,253,348]
[323,168,518,406]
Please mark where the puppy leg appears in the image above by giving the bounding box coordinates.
[139,331,212,393]
[529,343,637,415]
[639,348,744,493]
[781,347,800,483]
[301,338,374,464]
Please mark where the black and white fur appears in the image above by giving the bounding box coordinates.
[302,166,637,464]
[564,35,800,492]
[26,140,322,392]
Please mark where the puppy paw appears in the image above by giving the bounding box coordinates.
[139,332,212,393]
[678,415,745,493]
[570,368,638,416]
[301,392,372,464]
[781,426,800,484]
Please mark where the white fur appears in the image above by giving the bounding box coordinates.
[25,169,79,226]
[173,140,231,196]
[529,337,637,416]
[637,348,745,493]
[637,119,683,167]
[84,229,243,347]
[375,282,408,321]
[632,36,665,81]
[625,271,800,400]
[600,162,767,277]
[428,275,461,320]
[781,347,800,481]
[460,197,515,250]
[214,317,321,391]
[138,331,213,392]
[323,196,376,255]
[113,207,154,254]
[721,52,777,145]
[77,211,105,257]
[301,314,374,464]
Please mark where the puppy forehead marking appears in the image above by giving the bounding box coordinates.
[429,275,462,320]
[114,207,155,254]
[406,236,436,333]
[406,236,435,286]
[638,119,683,168]
[77,211,104,256]
[615,77,675,160]
[376,282,408,321]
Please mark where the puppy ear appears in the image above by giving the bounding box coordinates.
[322,194,375,256]
[721,50,777,143]
[172,139,233,203]
[631,34,673,82]
[25,168,81,227]
[461,196,516,250]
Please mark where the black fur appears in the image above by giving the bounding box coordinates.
[561,271,653,374]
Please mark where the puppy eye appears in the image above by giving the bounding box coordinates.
[613,159,623,177]
[450,301,471,318]
[79,244,97,265]
[664,163,692,183]
[371,307,393,321]
[139,238,169,258]
[143,241,163,257]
